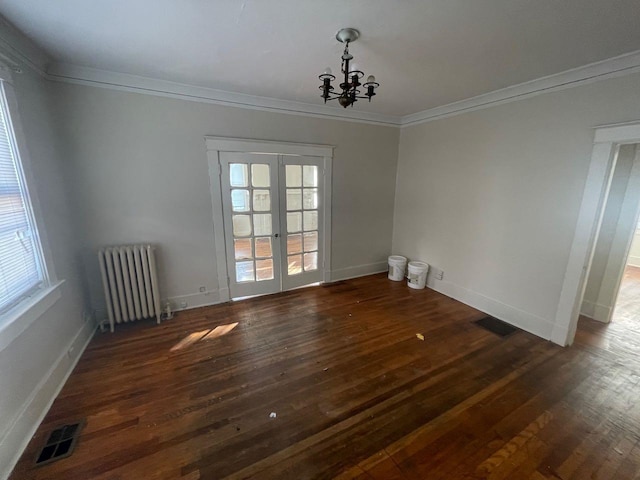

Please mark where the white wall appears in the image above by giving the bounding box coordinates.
[0,69,93,478]
[581,144,640,321]
[51,82,400,316]
[627,222,640,268]
[393,72,640,342]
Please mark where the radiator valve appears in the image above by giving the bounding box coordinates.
[164,302,174,320]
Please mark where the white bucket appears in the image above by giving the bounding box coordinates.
[388,255,407,281]
[407,261,429,289]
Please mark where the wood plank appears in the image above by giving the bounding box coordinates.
[8,273,640,479]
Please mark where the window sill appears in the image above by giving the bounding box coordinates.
[0,280,65,352]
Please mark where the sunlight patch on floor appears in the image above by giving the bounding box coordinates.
[170,322,239,351]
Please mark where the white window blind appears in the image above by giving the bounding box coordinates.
[0,83,44,314]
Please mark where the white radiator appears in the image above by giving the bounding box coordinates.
[98,244,161,332]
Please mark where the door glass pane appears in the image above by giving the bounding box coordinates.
[287,212,302,233]
[231,189,250,212]
[286,165,302,187]
[234,238,252,260]
[303,231,318,252]
[230,164,248,187]
[255,237,272,258]
[253,214,272,236]
[236,261,254,282]
[287,189,302,211]
[256,259,274,281]
[304,252,318,271]
[288,255,302,275]
[253,190,271,211]
[303,211,318,231]
[303,189,318,209]
[252,164,270,187]
[233,215,252,237]
[228,160,321,287]
[303,165,318,187]
[287,234,302,254]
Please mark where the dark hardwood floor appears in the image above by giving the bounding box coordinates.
[9,273,640,479]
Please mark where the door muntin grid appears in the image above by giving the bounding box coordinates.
[220,153,323,298]
[230,162,275,283]
[285,164,319,276]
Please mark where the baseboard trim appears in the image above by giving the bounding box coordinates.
[426,277,558,344]
[165,290,225,312]
[330,262,388,282]
[580,299,596,319]
[580,299,612,323]
[1,319,96,480]
[627,256,640,268]
[549,323,571,347]
[165,263,392,306]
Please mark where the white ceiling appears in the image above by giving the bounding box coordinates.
[1,0,640,117]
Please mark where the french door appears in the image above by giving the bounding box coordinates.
[219,152,324,298]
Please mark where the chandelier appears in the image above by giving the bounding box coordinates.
[318,28,379,108]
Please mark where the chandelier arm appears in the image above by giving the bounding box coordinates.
[318,28,379,108]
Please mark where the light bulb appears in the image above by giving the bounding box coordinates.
[323,67,332,75]
[349,63,359,73]
[366,75,376,84]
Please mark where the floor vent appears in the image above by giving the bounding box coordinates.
[474,316,518,337]
[35,421,84,466]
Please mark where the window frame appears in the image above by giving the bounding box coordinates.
[0,62,63,352]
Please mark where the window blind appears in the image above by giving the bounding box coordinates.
[0,84,43,313]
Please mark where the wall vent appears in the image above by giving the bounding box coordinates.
[35,421,84,466]
[474,316,518,337]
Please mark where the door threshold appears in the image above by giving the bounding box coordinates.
[232,282,322,302]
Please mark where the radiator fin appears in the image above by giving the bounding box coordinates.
[98,244,161,332]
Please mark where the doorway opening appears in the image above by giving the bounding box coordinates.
[610,219,640,323]
[580,143,640,326]
[554,122,640,346]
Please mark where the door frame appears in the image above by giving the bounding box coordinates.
[583,146,640,323]
[206,136,334,302]
[554,121,640,346]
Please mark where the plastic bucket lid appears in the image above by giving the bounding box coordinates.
[408,261,429,271]
[389,255,407,264]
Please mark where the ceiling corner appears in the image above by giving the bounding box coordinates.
[0,14,51,75]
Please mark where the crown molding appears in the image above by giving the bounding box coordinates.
[46,63,402,127]
[0,17,50,76]
[1,10,639,130]
[47,48,640,129]
[401,49,640,127]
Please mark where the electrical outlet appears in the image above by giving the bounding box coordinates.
[199,286,206,293]
[67,345,75,358]
[83,310,94,324]
[431,267,444,281]
[180,301,187,309]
